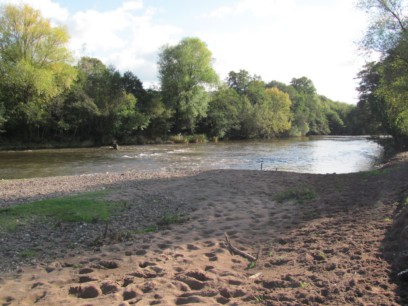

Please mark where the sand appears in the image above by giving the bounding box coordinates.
[1,152,408,305]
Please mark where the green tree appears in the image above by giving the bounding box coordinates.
[75,57,148,143]
[0,4,76,139]
[289,77,329,136]
[252,88,291,138]
[357,0,408,146]
[205,86,240,138]
[158,37,219,133]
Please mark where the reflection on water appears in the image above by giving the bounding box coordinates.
[0,136,383,179]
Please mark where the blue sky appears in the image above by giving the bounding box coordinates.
[0,0,372,103]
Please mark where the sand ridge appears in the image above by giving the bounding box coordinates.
[1,155,408,305]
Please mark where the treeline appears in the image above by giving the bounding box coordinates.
[0,4,361,147]
[352,0,408,148]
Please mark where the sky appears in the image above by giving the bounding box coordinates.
[0,0,372,104]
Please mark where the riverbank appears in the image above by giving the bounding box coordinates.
[0,152,408,305]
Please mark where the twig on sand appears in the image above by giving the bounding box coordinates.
[224,232,261,262]
[103,222,109,240]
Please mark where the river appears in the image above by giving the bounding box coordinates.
[0,136,383,179]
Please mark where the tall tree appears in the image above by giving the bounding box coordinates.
[0,4,76,139]
[205,86,241,138]
[75,57,147,143]
[357,0,408,146]
[357,0,407,53]
[255,87,291,138]
[289,77,329,136]
[158,37,219,133]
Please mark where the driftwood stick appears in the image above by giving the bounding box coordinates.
[224,232,258,262]
[103,222,109,240]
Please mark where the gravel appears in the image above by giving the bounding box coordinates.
[0,169,198,208]
[0,170,198,273]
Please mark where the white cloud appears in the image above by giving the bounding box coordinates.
[202,0,368,103]
[208,0,296,18]
[0,0,68,23]
[0,0,370,102]
[68,1,182,82]
[120,0,144,12]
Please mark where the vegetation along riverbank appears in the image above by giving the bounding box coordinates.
[0,3,407,150]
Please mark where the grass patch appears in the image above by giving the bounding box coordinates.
[0,190,114,233]
[246,261,257,270]
[275,186,317,204]
[133,226,158,234]
[361,168,391,178]
[253,295,265,303]
[300,281,310,289]
[157,213,189,227]
[21,249,37,258]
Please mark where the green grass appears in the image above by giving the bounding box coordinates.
[157,213,190,227]
[300,281,310,289]
[361,168,391,178]
[133,226,158,234]
[246,261,257,270]
[0,190,114,233]
[253,295,265,303]
[274,186,317,204]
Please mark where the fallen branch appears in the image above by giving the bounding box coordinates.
[103,222,109,240]
[224,232,260,262]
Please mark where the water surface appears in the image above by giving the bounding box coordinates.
[0,136,383,179]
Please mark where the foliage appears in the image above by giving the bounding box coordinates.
[275,186,318,204]
[157,213,189,227]
[357,0,408,147]
[0,4,76,139]
[158,37,219,133]
[0,191,114,233]
[257,87,292,137]
[0,4,362,147]
[357,0,408,53]
[169,134,189,144]
[204,86,241,138]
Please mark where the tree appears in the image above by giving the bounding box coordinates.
[357,0,407,53]
[255,87,291,138]
[205,86,240,138]
[355,62,389,134]
[0,4,76,139]
[158,37,219,133]
[75,57,148,143]
[122,71,148,110]
[289,77,329,136]
[357,0,408,146]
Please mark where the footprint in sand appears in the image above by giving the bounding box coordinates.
[79,275,97,283]
[204,240,215,247]
[100,281,119,294]
[135,249,147,256]
[204,252,218,262]
[187,244,200,251]
[78,267,94,274]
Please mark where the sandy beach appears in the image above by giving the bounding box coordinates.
[1,152,408,305]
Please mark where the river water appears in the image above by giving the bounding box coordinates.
[0,136,383,179]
